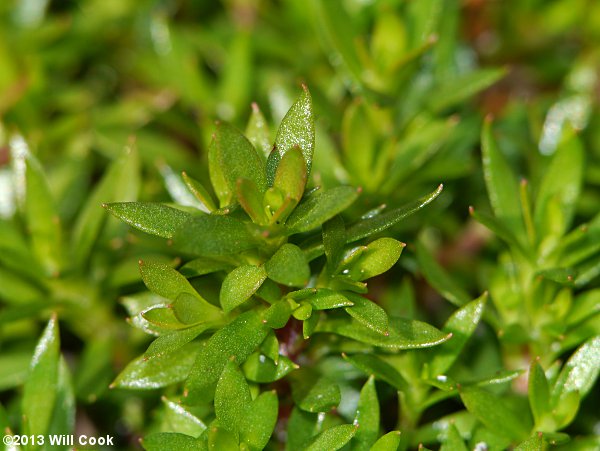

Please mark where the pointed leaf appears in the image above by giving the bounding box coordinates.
[162,397,207,436]
[185,311,269,403]
[343,353,407,391]
[239,390,278,450]
[145,323,213,359]
[305,424,357,451]
[104,202,192,239]
[246,103,271,159]
[369,431,401,451]
[286,186,359,234]
[265,243,310,287]
[220,265,267,312]
[47,357,75,437]
[323,215,346,272]
[273,146,307,204]
[344,293,389,336]
[237,178,268,224]
[349,238,404,281]
[182,172,217,212]
[22,317,60,437]
[291,370,341,413]
[215,361,252,435]
[353,376,380,451]
[440,423,468,451]
[286,408,324,451]
[528,361,551,426]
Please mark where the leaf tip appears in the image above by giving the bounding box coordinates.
[485,113,494,123]
[251,101,259,112]
[468,206,475,215]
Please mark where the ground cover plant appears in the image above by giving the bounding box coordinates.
[0,1,599,450]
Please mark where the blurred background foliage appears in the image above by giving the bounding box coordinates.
[0,0,598,449]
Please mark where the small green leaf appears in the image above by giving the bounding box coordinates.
[416,240,471,306]
[343,353,407,391]
[514,433,544,451]
[369,431,401,451]
[528,361,551,426]
[273,146,307,205]
[22,317,60,437]
[104,202,192,239]
[265,243,310,287]
[185,311,269,403]
[142,432,205,451]
[208,426,238,449]
[245,102,271,159]
[262,299,292,329]
[111,342,200,390]
[182,172,217,212]
[47,356,75,437]
[440,423,468,451]
[145,323,213,359]
[173,214,257,256]
[239,390,279,450]
[162,397,207,436]
[306,289,353,310]
[291,370,341,413]
[269,85,314,181]
[286,186,359,234]
[323,215,346,272]
[237,178,268,224]
[215,361,251,435]
[551,336,600,405]
[348,238,404,281]
[317,317,450,349]
[180,257,232,277]
[346,185,443,243]
[459,386,531,441]
[286,408,324,451]
[220,265,267,312]
[469,206,530,258]
[293,302,313,321]
[344,293,389,336]
[242,353,297,383]
[305,424,357,451]
[353,376,379,451]
[481,119,524,237]
[427,294,487,376]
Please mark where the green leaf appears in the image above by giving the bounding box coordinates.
[245,102,271,159]
[273,146,308,205]
[220,265,267,312]
[317,317,450,349]
[416,240,471,306]
[534,128,584,237]
[0,351,31,390]
[215,361,251,435]
[528,361,551,426]
[306,289,353,310]
[104,202,192,239]
[344,293,390,336]
[345,185,443,243]
[47,357,75,437]
[22,317,60,437]
[551,336,600,405]
[185,311,269,403]
[269,85,314,181]
[353,376,380,451]
[182,172,217,212]
[173,214,257,256]
[369,431,401,451]
[111,342,200,390]
[242,353,298,383]
[239,390,279,450]
[514,433,544,451]
[305,424,357,451]
[427,293,487,376]
[481,119,524,237]
[262,299,292,329]
[145,323,213,359]
[72,144,139,265]
[343,353,407,391]
[142,432,205,451]
[459,386,531,441]
[139,260,222,320]
[469,206,530,258]
[180,257,232,277]
[440,423,468,451]
[348,238,404,281]
[286,408,324,451]
[291,370,341,413]
[265,243,310,287]
[208,426,238,449]
[237,178,268,224]
[323,215,346,272]
[286,186,359,234]
[161,397,207,436]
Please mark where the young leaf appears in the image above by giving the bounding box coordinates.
[323,215,346,272]
[344,293,390,336]
[353,376,380,451]
[237,178,268,224]
[286,186,359,234]
[291,370,341,413]
[369,431,401,451]
[182,172,217,212]
[273,146,307,205]
[215,361,251,435]
[481,118,524,238]
[22,317,60,437]
[305,424,357,451]
[185,311,269,403]
[427,293,487,376]
[459,386,531,441]
[348,238,404,281]
[528,360,551,426]
[239,390,279,450]
[111,342,200,390]
[242,353,297,383]
[270,85,314,180]
[173,214,257,256]
[246,102,271,159]
[220,265,267,312]
[265,243,310,287]
[104,202,192,239]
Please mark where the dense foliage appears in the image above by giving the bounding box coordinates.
[0,1,598,450]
